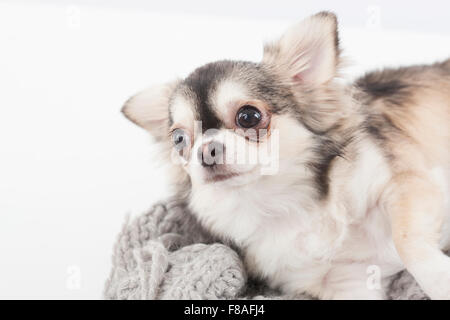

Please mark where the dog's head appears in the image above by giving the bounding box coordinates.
[122,12,350,198]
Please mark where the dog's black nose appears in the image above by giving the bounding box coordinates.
[198,141,225,167]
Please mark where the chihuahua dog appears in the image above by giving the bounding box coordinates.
[122,12,450,299]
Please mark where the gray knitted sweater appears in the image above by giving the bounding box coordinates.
[104,200,430,300]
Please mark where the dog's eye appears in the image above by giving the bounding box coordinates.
[236,105,262,128]
[171,129,189,150]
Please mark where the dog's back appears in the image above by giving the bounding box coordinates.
[356,59,450,171]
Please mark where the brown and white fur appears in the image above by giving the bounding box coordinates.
[121,12,450,299]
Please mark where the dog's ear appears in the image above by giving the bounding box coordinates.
[121,81,179,141]
[262,12,340,87]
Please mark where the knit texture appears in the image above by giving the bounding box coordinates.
[104,199,433,300]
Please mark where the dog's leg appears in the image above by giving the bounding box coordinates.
[317,263,386,300]
[385,172,450,300]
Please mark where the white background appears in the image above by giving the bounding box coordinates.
[0,0,449,299]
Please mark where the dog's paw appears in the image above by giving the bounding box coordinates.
[422,275,450,300]
[415,255,450,300]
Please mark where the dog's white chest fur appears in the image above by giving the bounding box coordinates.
[190,188,401,299]
[188,142,410,299]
